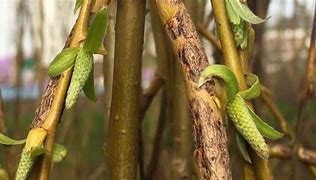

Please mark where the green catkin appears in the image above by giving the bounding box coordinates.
[227,95,269,159]
[65,50,93,109]
[15,148,34,180]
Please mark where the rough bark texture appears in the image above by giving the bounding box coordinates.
[156,1,231,179]
[105,0,146,179]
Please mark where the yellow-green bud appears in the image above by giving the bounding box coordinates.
[65,50,93,109]
[227,95,269,159]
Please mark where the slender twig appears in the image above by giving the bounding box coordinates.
[196,23,222,50]
[140,75,165,120]
[0,90,14,179]
[145,89,168,180]
[293,4,316,178]
[138,74,164,179]
[36,0,94,178]
[270,144,316,165]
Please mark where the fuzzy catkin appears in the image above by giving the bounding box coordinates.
[227,95,269,159]
[15,148,34,180]
[65,50,93,109]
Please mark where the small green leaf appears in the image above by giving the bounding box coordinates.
[74,0,83,14]
[52,144,67,163]
[225,0,240,25]
[0,133,25,145]
[30,146,46,157]
[236,133,252,163]
[228,0,266,24]
[247,106,284,139]
[83,8,108,53]
[83,65,98,102]
[48,47,80,77]
[238,74,261,100]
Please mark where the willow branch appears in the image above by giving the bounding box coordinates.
[210,0,273,179]
[196,23,221,50]
[156,1,231,179]
[34,0,93,179]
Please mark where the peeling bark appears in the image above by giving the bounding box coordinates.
[156,1,231,179]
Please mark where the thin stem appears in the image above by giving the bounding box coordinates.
[0,90,14,179]
[293,3,316,178]
[37,0,93,179]
[145,89,167,179]
[196,23,222,50]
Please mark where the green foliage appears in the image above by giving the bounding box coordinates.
[236,133,251,163]
[247,106,283,139]
[83,66,98,102]
[199,65,283,160]
[83,8,108,53]
[239,74,261,100]
[30,146,46,158]
[74,0,83,13]
[48,47,80,77]
[53,144,67,163]
[0,133,25,145]
[226,0,266,24]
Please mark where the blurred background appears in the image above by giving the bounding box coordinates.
[0,0,315,179]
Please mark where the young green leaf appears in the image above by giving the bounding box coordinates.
[238,73,261,100]
[227,0,266,24]
[30,146,46,158]
[52,144,67,163]
[225,0,240,25]
[48,47,80,77]
[236,133,252,163]
[247,106,284,139]
[74,0,83,14]
[83,8,108,53]
[83,65,98,102]
[0,133,25,145]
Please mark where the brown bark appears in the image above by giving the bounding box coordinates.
[156,1,231,179]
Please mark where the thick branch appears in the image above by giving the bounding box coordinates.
[156,1,231,179]
[105,0,146,179]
